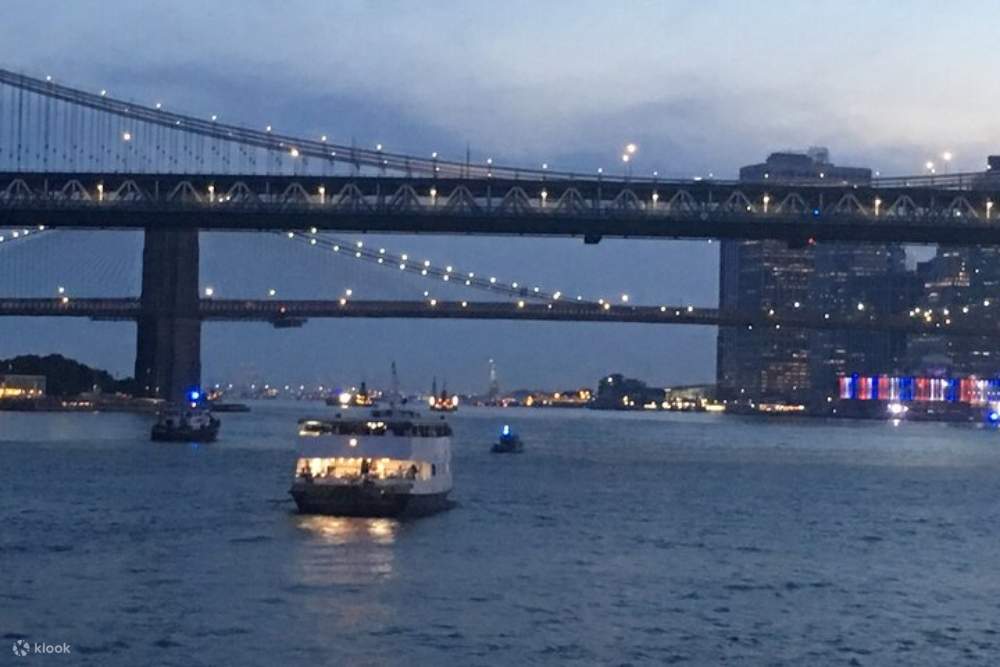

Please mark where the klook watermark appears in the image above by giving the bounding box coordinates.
[11,640,72,657]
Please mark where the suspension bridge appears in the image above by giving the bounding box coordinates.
[2,67,999,400]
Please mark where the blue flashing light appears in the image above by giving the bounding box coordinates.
[988,411,999,424]
[812,208,821,217]
[188,390,202,402]
[501,424,511,436]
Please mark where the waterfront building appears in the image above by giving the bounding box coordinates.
[591,374,664,410]
[717,149,910,407]
[0,374,46,398]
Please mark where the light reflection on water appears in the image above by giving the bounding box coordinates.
[294,515,399,588]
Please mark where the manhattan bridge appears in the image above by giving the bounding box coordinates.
[1,68,999,400]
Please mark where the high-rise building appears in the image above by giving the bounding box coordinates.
[717,149,910,406]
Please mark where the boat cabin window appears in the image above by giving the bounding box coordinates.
[299,420,452,438]
[296,457,433,482]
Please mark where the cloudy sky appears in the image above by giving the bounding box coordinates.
[1,1,998,392]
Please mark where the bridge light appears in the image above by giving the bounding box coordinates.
[155,102,163,110]
[421,269,427,275]
[857,302,865,311]
[57,286,65,295]
[100,89,107,96]
[597,167,603,175]
[290,147,300,157]
[376,144,383,151]
[762,194,770,213]
[430,187,437,200]
[660,306,666,312]
[540,189,548,205]
[987,200,994,219]
[518,300,526,308]
[333,244,340,252]
[925,161,934,172]
[211,114,218,121]
[621,294,629,303]
[266,125,272,132]
[621,154,630,163]
[603,302,611,310]
[942,151,953,163]
[208,184,215,202]
[204,287,214,297]
[486,158,493,165]
[317,187,325,202]
[431,152,438,159]
[651,192,659,204]
[268,288,277,297]
[490,277,496,284]
[97,183,104,201]
[542,163,548,170]
[512,282,518,288]
[321,135,327,142]
[310,239,317,245]
[793,301,800,308]
[122,131,132,142]
[625,143,637,155]
[985,299,991,307]
[874,197,882,216]
[339,298,347,306]
[461,301,468,308]
[554,292,562,300]
[356,241,364,248]
[345,289,353,297]
[399,263,406,270]
[687,306,694,313]
[61,296,70,305]
[430,299,437,306]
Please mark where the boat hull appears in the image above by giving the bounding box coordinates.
[151,423,219,443]
[290,482,452,518]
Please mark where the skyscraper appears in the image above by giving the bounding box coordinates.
[717,149,909,407]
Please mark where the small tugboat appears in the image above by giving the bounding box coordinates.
[428,377,459,412]
[291,363,454,517]
[151,390,221,442]
[491,424,524,453]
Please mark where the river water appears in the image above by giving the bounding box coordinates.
[2,404,999,665]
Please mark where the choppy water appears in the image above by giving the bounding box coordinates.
[2,404,1000,665]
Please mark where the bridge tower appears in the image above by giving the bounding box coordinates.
[134,229,201,401]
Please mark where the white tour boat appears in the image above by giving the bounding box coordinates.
[290,372,454,517]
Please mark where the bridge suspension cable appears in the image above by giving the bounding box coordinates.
[0,67,987,188]
[281,230,600,305]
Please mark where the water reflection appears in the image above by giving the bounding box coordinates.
[296,515,399,546]
[293,515,399,589]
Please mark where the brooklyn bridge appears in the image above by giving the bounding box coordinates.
[2,67,999,400]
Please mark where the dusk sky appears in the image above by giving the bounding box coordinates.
[1,1,998,392]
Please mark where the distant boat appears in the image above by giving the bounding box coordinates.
[490,424,523,453]
[428,378,459,412]
[326,381,375,407]
[151,389,221,442]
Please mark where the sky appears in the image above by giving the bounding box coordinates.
[1,1,999,393]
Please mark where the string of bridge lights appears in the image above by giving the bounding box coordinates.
[275,229,639,309]
[0,225,46,245]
